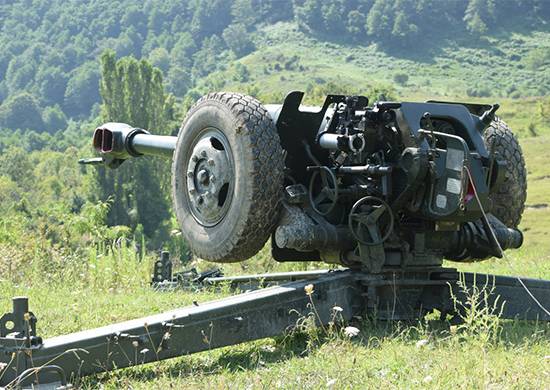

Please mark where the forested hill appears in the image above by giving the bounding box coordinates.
[0,0,549,136]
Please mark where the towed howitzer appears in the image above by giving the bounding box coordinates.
[82,91,524,270]
[1,91,545,388]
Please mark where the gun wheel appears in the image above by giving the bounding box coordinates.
[484,117,527,228]
[172,92,284,262]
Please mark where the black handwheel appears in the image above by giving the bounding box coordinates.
[483,118,527,228]
[348,196,394,246]
[308,166,339,216]
[172,92,284,262]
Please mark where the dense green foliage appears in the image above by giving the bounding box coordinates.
[0,0,549,133]
[96,51,176,241]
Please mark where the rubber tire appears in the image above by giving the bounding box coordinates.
[483,117,527,228]
[172,92,284,262]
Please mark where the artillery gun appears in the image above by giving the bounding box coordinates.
[1,91,548,388]
[89,91,524,269]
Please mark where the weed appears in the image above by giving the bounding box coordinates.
[449,273,505,346]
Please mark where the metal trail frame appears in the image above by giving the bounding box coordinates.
[1,267,549,388]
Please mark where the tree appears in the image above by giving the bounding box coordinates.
[464,0,495,35]
[98,50,174,239]
[37,66,68,106]
[148,47,171,74]
[347,10,366,39]
[191,35,226,78]
[391,10,418,42]
[321,0,346,34]
[231,0,257,28]
[222,24,255,57]
[42,105,68,134]
[293,0,323,32]
[190,0,232,39]
[365,0,392,39]
[166,67,192,96]
[0,92,44,131]
[233,63,250,82]
[121,6,147,36]
[5,57,36,93]
[0,146,35,190]
[0,48,12,80]
[63,62,100,117]
[170,32,196,68]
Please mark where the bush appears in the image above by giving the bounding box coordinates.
[524,48,550,70]
[393,73,409,85]
[466,86,491,98]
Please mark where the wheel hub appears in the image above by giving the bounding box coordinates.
[186,131,233,226]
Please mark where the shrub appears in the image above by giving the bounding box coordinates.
[393,73,409,85]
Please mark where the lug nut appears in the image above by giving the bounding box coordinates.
[187,171,194,178]
[201,150,207,157]
[208,159,215,166]
[192,155,198,162]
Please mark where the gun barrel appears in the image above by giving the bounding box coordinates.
[131,133,177,157]
[92,123,177,162]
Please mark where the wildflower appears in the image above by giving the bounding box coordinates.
[343,326,360,338]
[377,368,389,378]
[332,306,343,312]
[450,325,457,335]
[261,345,276,353]
[416,339,429,348]
[0,362,7,371]
[132,341,139,348]
[423,375,433,383]
[304,284,314,296]
[23,312,31,322]
[326,378,337,387]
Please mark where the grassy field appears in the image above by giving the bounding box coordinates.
[1,24,550,389]
[0,135,548,388]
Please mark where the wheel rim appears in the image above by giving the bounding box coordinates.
[185,128,234,227]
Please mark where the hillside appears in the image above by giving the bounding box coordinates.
[0,0,549,139]
[213,22,550,137]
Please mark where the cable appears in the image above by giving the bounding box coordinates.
[464,166,550,317]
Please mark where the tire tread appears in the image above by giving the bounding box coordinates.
[483,117,527,228]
